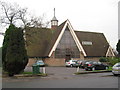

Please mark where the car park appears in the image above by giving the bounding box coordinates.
[84,61,109,71]
[65,60,78,67]
[34,60,45,67]
[112,63,120,76]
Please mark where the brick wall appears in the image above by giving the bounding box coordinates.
[84,57,100,61]
[27,57,101,67]
[27,58,37,67]
[80,51,85,60]
[44,58,65,66]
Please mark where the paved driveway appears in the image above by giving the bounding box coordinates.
[24,66,117,79]
[24,66,85,78]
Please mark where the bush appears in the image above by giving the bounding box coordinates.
[99,57,120,66]
[107,57,120,66]
[99,57,108,62]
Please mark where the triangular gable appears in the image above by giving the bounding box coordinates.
[106,46,115,57]
[48,19,86,57]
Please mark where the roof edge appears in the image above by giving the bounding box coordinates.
[48,19,87,57]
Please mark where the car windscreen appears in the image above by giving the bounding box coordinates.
[37,60,43,62]
[114,64,120,67]
[73,60,77,62]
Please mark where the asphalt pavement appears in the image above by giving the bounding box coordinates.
[2,66,119,88]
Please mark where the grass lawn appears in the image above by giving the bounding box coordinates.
[20,71,47,76]
[108,66,112,71]
[16,71,47,77]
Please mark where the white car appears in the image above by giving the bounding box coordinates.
[65,60,77,67]
[112,63,120,76]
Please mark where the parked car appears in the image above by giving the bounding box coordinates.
[112,63,120,76]
[34,60,45,67]
[74,60,85,68]
[80,60,90,68]
[65,60,78,67]
[84,61,109,71]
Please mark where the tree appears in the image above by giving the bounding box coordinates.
[2,24,14,70]
[116,39,120,56]
[26,15,50,28]
[2,24,28,76]
[0,1,21,25]
[0,1,50,28]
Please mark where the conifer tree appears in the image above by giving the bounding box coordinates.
[2,24,28,76]
[2,24,14,70]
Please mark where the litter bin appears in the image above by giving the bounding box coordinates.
[32,64,40,74]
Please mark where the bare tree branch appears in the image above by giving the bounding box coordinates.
[0,1,50,29]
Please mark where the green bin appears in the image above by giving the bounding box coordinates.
[32,64,40,74]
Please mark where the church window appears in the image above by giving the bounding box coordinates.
[55,26,80,58]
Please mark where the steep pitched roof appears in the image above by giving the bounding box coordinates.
[45,20,67,56]
[25,21,67,57]
[75,31,109,57]
[25,27,53,57]
[26,20,111,58]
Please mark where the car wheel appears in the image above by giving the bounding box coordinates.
[70,64,73,67]
[113,74,118,76]
[92,67,95,71]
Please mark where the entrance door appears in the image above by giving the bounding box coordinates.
[65,55,71,62]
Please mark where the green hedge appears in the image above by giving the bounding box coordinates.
[99,57,120,66]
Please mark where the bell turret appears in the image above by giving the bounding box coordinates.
[51,8,58,30]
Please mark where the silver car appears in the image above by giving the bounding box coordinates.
[65,60,77,67]
[112,63,120,76]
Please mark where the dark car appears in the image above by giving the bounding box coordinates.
[84,61,109,71]
[80,60,90,68]
[74,60,85,68]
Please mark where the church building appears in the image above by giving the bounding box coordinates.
[25,9,115,66]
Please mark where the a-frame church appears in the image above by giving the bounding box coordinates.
[25,9,115,66]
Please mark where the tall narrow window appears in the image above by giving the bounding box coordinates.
[55,26,80,58]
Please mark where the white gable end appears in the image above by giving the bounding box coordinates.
[48,20,86,57]
[106,46,115,57]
